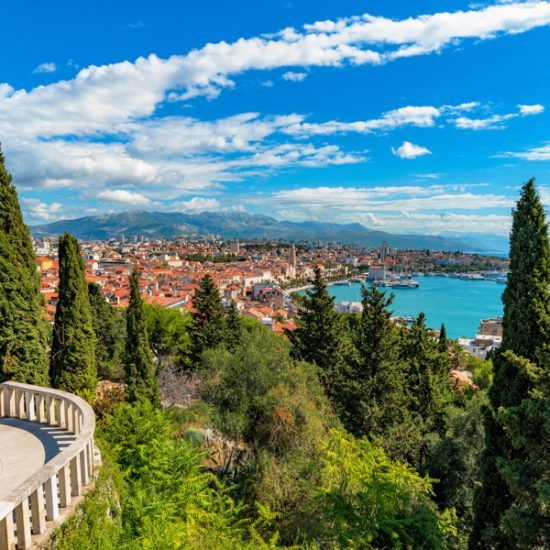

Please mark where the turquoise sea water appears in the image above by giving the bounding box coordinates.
[325,276,504,339]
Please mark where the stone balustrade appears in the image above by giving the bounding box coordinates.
[0,381,97,550]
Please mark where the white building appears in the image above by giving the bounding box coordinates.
[367,265,386,282]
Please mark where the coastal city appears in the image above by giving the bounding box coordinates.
[34,235,507,358]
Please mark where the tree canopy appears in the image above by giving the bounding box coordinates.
[0,146,49,385]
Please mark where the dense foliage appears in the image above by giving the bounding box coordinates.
[124,268,160,406]
[0,147,49,385]
[50,232,97,401]
[190,274,228,363]
[88,282,125,381]
[1,166,547,549]
[471,179,550,549]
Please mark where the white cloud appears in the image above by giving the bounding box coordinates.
[454,103,544,130]
[256,184,517,234]
[1,2,548,139]
[518,103,544,115]
[172,197,221,212]
[33,62,56,74]
[392,141,432,159]
[0,2,548,212]
[454,113,516,130]
[284,105,442,136]
[20,198,63,222]
[266,185,512,212]
[96,189,151,205]
[497,143,550,160]
[282,71,307,81]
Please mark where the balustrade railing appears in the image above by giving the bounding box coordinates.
[0,381,97,550]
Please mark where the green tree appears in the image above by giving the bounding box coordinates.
[315,429,451,549]
[144,304,191,370]
[471,180,550,548]
[190,274,227,362]
[424,391,488,540]
[439,323,448,353]
[124,268,159,406]
[400,313,452,467]
[0,146,49,385]
[501,179,550,361]
[344,285,419,463]
[288,267,349,397]
[50,233,97,400]
[226,301,243,352]
[497,353,549,547]
[88,282,125,381]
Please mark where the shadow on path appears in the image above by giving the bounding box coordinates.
[0,417,75,499]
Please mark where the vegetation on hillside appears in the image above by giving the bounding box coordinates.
[0,150,547,550]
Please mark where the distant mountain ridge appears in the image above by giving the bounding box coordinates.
[31,210,491,251]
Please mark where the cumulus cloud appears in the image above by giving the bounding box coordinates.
[97,189,151,205]
[20,198,63,221]
[33,62,56,74]
[392,141,432,159]
[518,103,544,115]
[282,71,308,81]
[0,2,548,214]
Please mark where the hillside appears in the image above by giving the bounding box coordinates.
[32,210,486,251]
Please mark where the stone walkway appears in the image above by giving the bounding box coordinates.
[0,417,74,500]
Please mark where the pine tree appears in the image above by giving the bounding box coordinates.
[438,323,448,353]
[226,301,243,352]
[124,268,159,405]
[88,282,125,380]
[288,267,348,398]
[50,233,97,400]
[471,179,550,548]
[0,146,49,385]
[190,274,227,362]
[345,285,418,462]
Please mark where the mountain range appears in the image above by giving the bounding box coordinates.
[31,210,499,252]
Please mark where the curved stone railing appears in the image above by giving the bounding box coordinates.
[0,381,97,550]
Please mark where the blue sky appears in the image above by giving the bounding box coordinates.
[1,0,549,236]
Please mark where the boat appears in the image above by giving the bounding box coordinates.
[376,279,419,289]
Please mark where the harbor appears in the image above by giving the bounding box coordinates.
[325,275,504,339]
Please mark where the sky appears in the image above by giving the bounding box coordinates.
[1,0,549,237]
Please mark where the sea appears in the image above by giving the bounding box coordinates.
[326,275,504,339]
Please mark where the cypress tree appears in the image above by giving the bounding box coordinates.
[190,274,227,362]
[471,179,550,548]
[50,233,97,400]
[0,146,49,385]
[88,282,125,381]
[226,301,243,352]
[124,268,159,405]
[438,323,448,353]
[288,267,348,398]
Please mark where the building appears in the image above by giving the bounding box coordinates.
[367,264,386,282]
[479,317,503,337]
[288,244,296,268]
[336,301,363,314]
[379,241,390,262]
[230,240,240,255]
